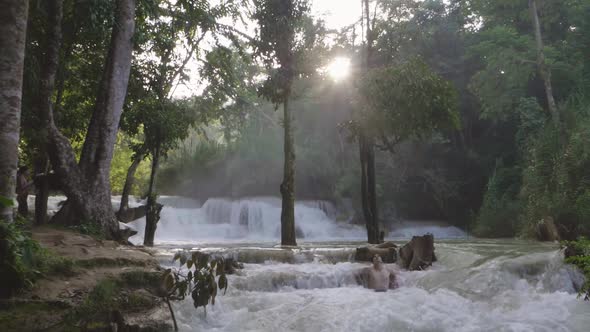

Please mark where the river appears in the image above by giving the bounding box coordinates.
[48,195,590,331]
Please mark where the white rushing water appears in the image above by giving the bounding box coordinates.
[41,195,588,331]
[166,241,589,332]
[126,196,468,245]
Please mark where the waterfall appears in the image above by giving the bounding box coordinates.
[128,196,365,244]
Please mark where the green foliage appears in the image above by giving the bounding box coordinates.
[468,26,537,120]
[0,220,76,298]
[473,166,521,237]
[254,0,311,105]
[164,250,229,316]
[359,58,459,148]
[519,96,590,238]
[564,237,590,300]
[0,221,29,298]
[0,195,14,208]
[110,132,151,195]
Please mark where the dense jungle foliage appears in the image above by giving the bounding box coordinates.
[5,0,590,240]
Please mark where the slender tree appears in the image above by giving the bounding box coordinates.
[254,0,311,246]
[32,0,64,225]
[0,0,29,222]
[118,150,145,216]
[528,0,559,125]
[358,0,379,244]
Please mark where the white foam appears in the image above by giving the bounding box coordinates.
[128,197,366,244]
[168,243,590,332]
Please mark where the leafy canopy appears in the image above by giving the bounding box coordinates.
[253,0,311,105]
[358,58,460,149]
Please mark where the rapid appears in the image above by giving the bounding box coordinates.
[49,196,590,331]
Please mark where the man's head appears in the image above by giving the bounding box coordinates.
[372,254,383,269]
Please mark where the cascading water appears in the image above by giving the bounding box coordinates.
[128,197,369,244]
[126,196,469,245]
[36,195,588,331]
[166,241,589,332]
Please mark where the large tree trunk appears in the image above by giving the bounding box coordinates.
[0,0,29,222]
[280,98,297,246]
[528,0,559,125]
[118,151,143,216]
[46,0,136,239]
[144,146,160,247]
[33,0,63,225]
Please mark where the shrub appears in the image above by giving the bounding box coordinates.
[0,217,76,298]
[564,237,590,300]
[473,165,521,237]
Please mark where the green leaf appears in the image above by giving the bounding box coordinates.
[164,273,175,292]
[173,252,181,262]
[218,274,228,295]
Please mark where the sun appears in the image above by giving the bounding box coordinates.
[325,57,351,82]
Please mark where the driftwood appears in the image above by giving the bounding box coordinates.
[117,204,163,223]
[399,234,437,271]
[355,242,397,263]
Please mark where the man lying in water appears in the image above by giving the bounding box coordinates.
[357,254,398,291]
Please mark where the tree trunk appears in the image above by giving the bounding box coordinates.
[118,151,143,216]
[358,0,380,244]
[46,0,136,239]
[280,98,297,246]
[144,146,160,247]
[366,136,379,243]
[32,0,63,225]
[33,157,50,225]
[359,133,379,244]
[528,0,559,125]
[0,0,29,222]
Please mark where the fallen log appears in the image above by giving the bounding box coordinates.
[117,204,163,223]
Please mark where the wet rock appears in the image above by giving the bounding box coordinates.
[399,234,436,271]
[376,241,397,249]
